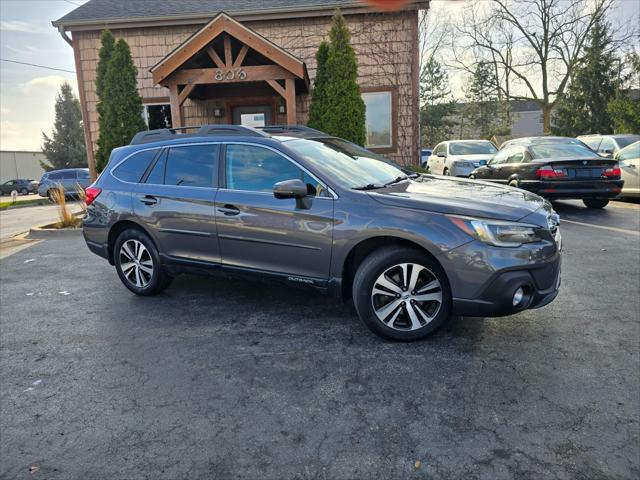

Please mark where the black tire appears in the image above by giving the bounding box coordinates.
[583,198,609,209]
[20,188,28,195]
[114,228,171,296]
[352,247,452,341]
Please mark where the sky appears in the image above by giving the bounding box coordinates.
[0,0,638,151]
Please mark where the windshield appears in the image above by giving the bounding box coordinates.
[449,142,497,155]
[285,138,407,189]
[615,135,640,149]
[530,144,600,159]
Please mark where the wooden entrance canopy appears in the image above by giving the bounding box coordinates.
[150,13,309,127]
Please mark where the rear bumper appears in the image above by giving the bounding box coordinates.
[520,179,623,199]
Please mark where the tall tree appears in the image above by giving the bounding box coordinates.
[95,39,146,172]
[453,0,621,133]
[552,19,617,136]
[420,57,456,146]
[608,51,640,134]
[321,9,366,146]
[41,82,86,170]
[308,41,330,130]
[95,29,116,171]
[464,62,500,138]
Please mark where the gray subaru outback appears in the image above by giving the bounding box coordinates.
[83,125,562,341]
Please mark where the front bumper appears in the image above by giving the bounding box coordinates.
[450,164,479,177]
[520,179,623,199]
[452,261,561,317]
[443,233,562,318]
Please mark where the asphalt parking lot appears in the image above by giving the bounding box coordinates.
[1,200,639,479]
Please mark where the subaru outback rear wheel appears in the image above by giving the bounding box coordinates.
[114,229,172,295]
[353,248,451,341]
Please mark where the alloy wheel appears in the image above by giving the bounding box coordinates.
[370,263,442,331]
[119,239,154,288]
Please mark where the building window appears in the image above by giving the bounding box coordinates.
[362,90,394,149]
[143,104,172,130]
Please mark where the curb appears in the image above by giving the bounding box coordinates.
[27,226,83,239]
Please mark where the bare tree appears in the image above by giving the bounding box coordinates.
[451,0,628,133]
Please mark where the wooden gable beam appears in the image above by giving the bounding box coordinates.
[178,84,196,105]
[266,79,286,98]
[233,45,249,68]
[206,46,225,69]
[223,35,233,68]
[222,18,305,79]
[151,13,307,85]
[164,65,294,87]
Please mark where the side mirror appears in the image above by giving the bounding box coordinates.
[273,179,311,209]
[478,159,488,166]
[273,179,308,199]
[437,152,447,158]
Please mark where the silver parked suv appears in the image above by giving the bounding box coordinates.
[82,125,562,341]
[38,168,91,198]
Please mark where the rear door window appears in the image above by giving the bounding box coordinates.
[164,145,217,188]
[113,149,159,183]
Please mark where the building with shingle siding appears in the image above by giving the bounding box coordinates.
[53,0,427,174]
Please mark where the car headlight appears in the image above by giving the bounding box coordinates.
[448,215,543,247]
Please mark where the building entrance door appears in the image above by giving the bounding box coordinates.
[232,105,272,127]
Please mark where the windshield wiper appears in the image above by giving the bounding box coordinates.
[352,183,385,191]
[384,176,411,187]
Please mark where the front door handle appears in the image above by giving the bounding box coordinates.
[217,204,241,216]
[140,195,158,206]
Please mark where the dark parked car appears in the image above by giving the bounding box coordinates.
[0,179,38,195]
[470,141,623,208]
[38,168,91,198]
[500,136,591,150]
[83,125,562,341]
[577,134,640,158]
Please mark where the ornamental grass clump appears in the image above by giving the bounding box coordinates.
[50,184,78,228]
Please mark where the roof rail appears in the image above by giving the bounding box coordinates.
[258,125,325,135]
[129,124,270,145]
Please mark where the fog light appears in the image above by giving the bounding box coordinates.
[513,287,524,307]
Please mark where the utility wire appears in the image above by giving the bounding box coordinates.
[0,58,76,74]
[62,0,82,6]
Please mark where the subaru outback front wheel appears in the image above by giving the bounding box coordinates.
[114,229,172,296]
[352,247,451,341]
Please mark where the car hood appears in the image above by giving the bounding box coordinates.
[449,154,494,161]
[367,176,547,222]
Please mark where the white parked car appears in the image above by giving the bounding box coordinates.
[427,140,498,177]
[616,140,639,198]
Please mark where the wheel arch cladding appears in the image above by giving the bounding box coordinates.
[339,236,449,301]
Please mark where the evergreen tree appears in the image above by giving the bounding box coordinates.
[41,82,87,170]
[308,41,330,130]
[95,29,116,171]
[608,52,640,134]
[321,9,366,145]
[551,19,616,136]
[95,39,146,172]
[420,57,456,146]
[464,62,500,138]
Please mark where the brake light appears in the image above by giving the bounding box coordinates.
[603,165,621,178]
[536,166,566,179]
[85,186,102,206]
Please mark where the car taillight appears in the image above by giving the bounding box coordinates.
[603,165,621,178]
[85,186,102,206]
[536,166,566,179]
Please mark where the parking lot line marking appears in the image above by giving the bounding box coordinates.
[561,219,640,236]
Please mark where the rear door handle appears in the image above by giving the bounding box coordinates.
[217,204,241,216]
[140,195,158,206]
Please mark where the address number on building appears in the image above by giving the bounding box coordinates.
[215,69,247,81]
